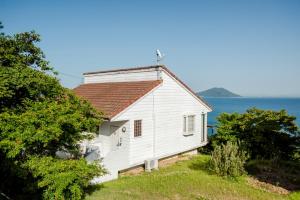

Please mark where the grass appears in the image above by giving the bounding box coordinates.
[85,155,300,200]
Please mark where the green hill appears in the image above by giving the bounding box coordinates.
[198,87,241,97]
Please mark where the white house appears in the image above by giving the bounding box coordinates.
[74,65,212,182]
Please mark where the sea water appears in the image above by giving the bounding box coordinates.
[204,97,300,127]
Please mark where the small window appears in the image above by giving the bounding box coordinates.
[134,120,142,137]
[183,115,195,134]
[183,116,187,132]
[188,115,195,132]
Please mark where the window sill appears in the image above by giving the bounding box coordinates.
[183,132,194,136]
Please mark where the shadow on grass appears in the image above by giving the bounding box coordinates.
[246,160,300,192]
[189,159,244,183]
[188,157,213,175]
[84,184,105,197]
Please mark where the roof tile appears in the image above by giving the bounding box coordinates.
[73,80,162,119]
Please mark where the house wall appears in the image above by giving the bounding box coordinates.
[113,90,156,165]
[94,120,130,182]
[95,122,110,157]
[113,69,210,166]
[84,68,160,84]
[97,121,130,158]
[153,71,208,158]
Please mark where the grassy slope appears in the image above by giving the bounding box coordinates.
[86,155,299,200]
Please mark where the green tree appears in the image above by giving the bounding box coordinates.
[0,23,105,199]
[211,108,299,160]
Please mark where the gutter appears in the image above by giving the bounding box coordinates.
[152,90,156,158]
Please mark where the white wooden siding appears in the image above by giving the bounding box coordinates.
[153,71,208,158]
[84,69,160,83]
[113,91,156,165]
[113,70,210,166]
[93,120,131,182]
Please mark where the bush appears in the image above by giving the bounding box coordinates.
[209,142,248,177]
[25,157,106,200]
[198,136,214,155]
[0,23,105,199]
[211,108,299,160]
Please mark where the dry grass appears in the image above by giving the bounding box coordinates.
[247,176,290,195]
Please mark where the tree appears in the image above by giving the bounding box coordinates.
[0,23,105,199]
[211,108,299,160]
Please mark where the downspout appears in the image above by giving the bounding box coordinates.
[152,68,161,158]
[152,89,156,158]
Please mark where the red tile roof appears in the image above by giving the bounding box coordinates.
[73,80,162,119]
[83,65,212,111]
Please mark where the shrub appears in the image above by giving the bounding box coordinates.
[0,23,105,199]
[211,108,299,160]
[198,136,214,155]
[209,142,248,177]
[25,156,106,200]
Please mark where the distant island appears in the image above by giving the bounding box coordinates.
[198,87,241,97]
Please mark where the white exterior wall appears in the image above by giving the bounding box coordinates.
[153,71,209,158]
[97,121,130,160]
[112,69,210,167]
[113,90,156,165]
[92,121,130,182]
[84,68,160,84]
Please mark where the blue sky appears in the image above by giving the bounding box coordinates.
[2,0,300,97]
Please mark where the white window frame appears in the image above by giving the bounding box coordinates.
[183,114,195,136]
[201,113,206,142]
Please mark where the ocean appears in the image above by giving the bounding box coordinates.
[204,97,300,127]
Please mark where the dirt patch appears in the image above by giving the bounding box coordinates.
[119,165,144,176]
[120,151,197,176]
[159,155,191,168]
[247,176,290,195]
[246,160,300,192]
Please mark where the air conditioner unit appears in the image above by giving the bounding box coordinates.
[84,143,102,163]
[145,158,158,172]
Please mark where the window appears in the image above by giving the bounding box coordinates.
[188,116,195,132]
[201,114,206,142]
[183,116,187,132]
[134,120,142,137]
[183,115,195,135]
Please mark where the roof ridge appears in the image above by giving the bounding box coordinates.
[83,65,165,75]
[79,65,212,111]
